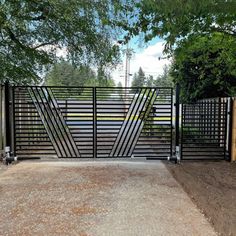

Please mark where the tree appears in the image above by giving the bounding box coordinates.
[170,33,236,102]
[131,67,146,87]
[117,81,123,87]
[155,65,173,88]
[45,61,95,87]
[45,61,115,88]
[126,1,236,52]
[146,75,154,87]
[0,0,132,84]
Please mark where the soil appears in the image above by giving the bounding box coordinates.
[0,162,8,174]
[165,161,236,236]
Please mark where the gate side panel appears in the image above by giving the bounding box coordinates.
[181,98,227,160]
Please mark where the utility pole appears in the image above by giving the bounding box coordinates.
[124,43,132,88]
[117,40,132,87]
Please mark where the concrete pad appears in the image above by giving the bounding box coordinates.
[0,161,216,236]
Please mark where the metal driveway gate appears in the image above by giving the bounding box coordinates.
[181,98,229,160]
[13,86,173,159]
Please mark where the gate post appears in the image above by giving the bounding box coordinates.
[4,82,15,155]
[5,82,11,149]
[175,83,180,162]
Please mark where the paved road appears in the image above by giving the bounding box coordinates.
[0,161,216,236]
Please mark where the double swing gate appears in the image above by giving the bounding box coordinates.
[12,86,173,159]
[4,85,231,161]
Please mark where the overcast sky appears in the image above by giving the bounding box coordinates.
[111,39,172,86]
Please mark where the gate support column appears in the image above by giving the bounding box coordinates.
[175,83,180,162]
[4,82,15,157]
[5,82,11,149]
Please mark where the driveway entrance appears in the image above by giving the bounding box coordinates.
[0,161,216,236]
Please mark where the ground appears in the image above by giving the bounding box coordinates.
[165,161,236,236]
[0,161,216,236]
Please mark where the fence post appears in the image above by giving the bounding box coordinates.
[230,98,236,162]
[175,83,180,162]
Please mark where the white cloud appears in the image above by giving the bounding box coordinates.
[112,41,172,86]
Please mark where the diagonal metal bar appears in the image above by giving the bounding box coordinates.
[109,88,143,157]
[39,87,74,157]
[44,88,80,157]
[35,87,71,157]
[28,87,64,157]
[117,88,148,157]
[125,88,159,156]
[122,88,154,156]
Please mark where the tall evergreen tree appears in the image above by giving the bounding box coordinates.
[131,67,146,87]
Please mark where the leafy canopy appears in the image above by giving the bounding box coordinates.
[127,0,236,52]
[0,0,132,84]
[171,33,236,102]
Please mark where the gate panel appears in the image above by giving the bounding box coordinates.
[14,86,93,159]
[14,86,173,159]
[96,87,173,159]
[181,98,228,160]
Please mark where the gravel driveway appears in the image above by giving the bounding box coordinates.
[0,161,216,236]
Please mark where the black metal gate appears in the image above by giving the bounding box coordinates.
[13,86,173,159]
[181,98,229,160]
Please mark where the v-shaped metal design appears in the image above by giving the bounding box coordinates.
[109,88,158,157]
[28,87,80,158]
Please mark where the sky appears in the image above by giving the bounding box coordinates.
[111,37,172,86]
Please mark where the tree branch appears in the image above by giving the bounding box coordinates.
[210,26,236,37]
[31,14,46,21]
[33,41,57,49]
[6,27,26,49]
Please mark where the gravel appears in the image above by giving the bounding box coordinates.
[0,161,216,236]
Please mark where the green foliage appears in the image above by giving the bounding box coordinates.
[171,33,236,102]
[131,66,173,88]
[0,0,132,85]
[154,65,174,87]
[45,61,115,88]
[131,67,146,87]
[45,61,95,87]
[127,0,236,52]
